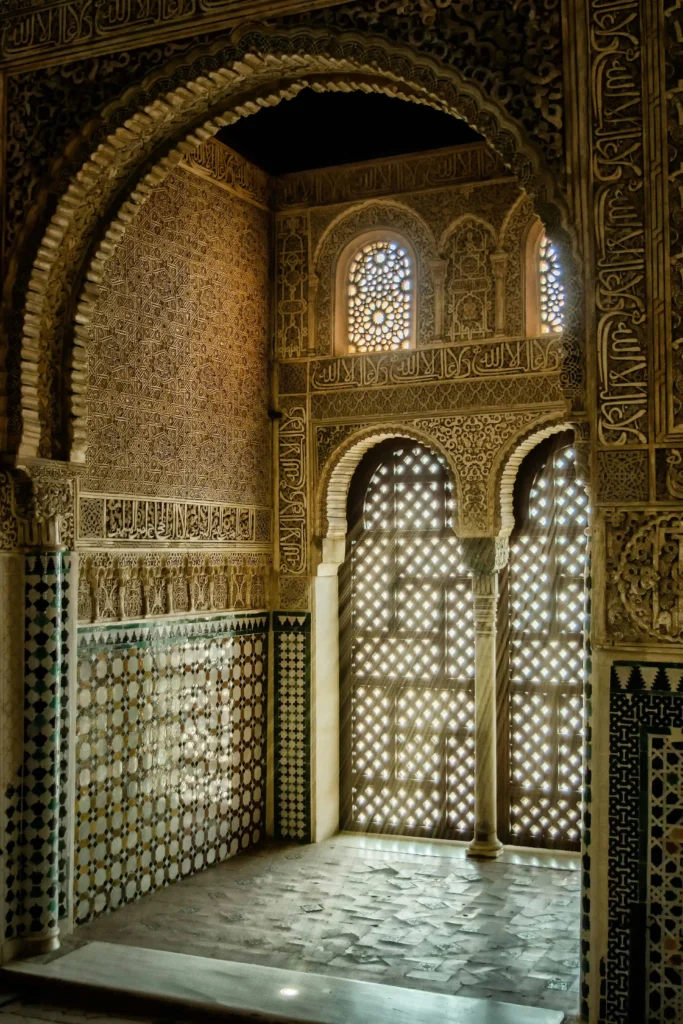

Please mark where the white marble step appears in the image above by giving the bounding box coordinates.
[4,941,565,1023]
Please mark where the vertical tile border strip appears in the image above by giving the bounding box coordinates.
[274,612,311,842]
[58,552,72,923]
[22,551,63,949]
[608,661,683,1024]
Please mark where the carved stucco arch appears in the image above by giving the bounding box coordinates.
[314,199,437,357]
[16,26,579,462]
[496,417,575,536]
[316,423,461,548]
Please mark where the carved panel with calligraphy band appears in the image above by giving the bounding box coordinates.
[306,336,563,392]
[77,494,271,546]
[590,0,648,446]
[278,402,308,585]
[275,144,509,210]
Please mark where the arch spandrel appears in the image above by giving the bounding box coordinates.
[12,27,578,463]
[315,411,571,549]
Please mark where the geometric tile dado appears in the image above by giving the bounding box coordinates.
[74,614,267,924]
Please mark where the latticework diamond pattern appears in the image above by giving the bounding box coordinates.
[342,442,474,840]
[508,444,587,849]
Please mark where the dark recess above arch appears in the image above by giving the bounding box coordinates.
[216,89,484,175]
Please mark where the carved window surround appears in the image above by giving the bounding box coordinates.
[334,230,417,356]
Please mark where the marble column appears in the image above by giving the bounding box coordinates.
[462,538,507,859]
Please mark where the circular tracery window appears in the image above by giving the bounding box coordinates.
[347,240,412,353]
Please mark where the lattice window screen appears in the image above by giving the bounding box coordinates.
[508,443,587,849]
[539,234,565,333]
[347,241,412,353]
[341,442,475,839]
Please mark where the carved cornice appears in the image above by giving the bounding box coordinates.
[181,138,270,209]
[275,143,509,210]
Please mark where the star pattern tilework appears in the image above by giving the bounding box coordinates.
[74,615,268,925]
[274,614,311,842]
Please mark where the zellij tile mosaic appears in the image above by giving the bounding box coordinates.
[74,615,267,924]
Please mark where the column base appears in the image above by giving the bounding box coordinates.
[466,836,503,859]
[17,932,61,958]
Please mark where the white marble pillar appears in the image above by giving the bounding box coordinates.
[462,538,507,859]
[468,572,503,858]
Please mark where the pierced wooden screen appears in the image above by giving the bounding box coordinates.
[340,441,475,839]
[507,442,587,849]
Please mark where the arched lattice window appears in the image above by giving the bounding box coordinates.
[340,440,475,839]
[346,239,413,353]
[538,233,564,333]
[504,435,587,849]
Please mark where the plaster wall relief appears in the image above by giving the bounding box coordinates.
[666,1,683,434]
[276,214,310,360]
[84,165,271,506]
[442,218,497,342]
[4,20,570,468]
[602,509,683,648]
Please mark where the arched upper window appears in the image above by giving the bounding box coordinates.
[342,237,414,354]
[538,233,565,333]
[524,219,565,336]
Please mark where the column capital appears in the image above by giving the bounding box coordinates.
[489,250,509,279]
[461,536,508,576]
[13,460,75,551]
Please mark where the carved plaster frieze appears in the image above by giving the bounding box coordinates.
[181,138,270,208]
[307,335,563,392]
[78,493,271,546]
[275,142,508,210]
[78,550,271,624]
[310,373,564,421]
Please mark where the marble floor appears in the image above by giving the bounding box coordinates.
[50,834,580,1020]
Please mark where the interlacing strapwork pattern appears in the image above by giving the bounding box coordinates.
[342,443,475,839]
[509,445,587,849]
[539,234,564,334]
[647,731,683,1024]
[347,241,412,353]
